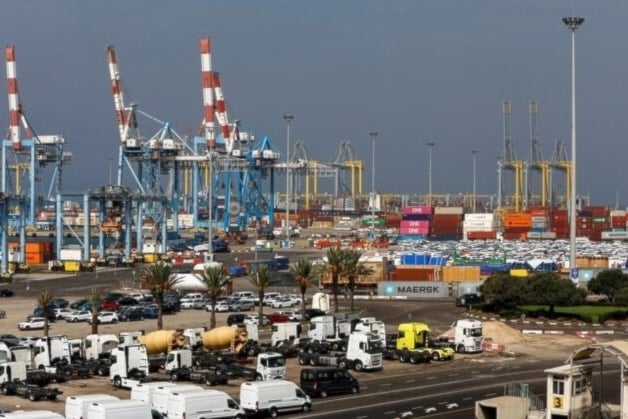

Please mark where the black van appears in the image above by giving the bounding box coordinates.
[300,367,359,398]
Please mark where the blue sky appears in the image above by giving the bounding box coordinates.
[1,1,626,207]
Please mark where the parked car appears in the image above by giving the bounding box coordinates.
[33,307,56,322]
[90,311,118,324]
[0,288,14,297]
[50,298,70,308]
[18,317,47,330]
[116,296,139,307]
[226,313,247,326]
[18,336,39,347]
[118,306,144,322]
[0,334,20,347]
[455,293,485,308]
[142,306,158,319]
[206,300,229,312]
[70,298,89,309]
[193,298,210,310]
[65,310,92,323]
[242,314,271,327]
[300,367,359,398]
[267,312,291,324]
[270,297,294,309]
[228,298,255,312]
[53,308,73,320]
[262,293,282,306]
[100,299,120,311]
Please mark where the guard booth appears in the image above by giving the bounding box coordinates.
[544,364,594,419]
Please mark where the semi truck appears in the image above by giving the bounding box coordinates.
[394,322,455,363]
[449,319,484,353]
[109,344,151,389]
[298,331,383,371]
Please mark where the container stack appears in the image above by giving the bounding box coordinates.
[398,206,432,241]
[526,207,555,240]
[390,251,446,281]
[602,209,628,240]
[430,207,463,241]
[462,213,496,240]
[502,212,531,241]
[550,209,569,239]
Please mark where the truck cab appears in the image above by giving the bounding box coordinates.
[109,344,149,388]
[453,319,483,353]
[33,336,71,369]
[397,322,454,361]
[346,332,383,371]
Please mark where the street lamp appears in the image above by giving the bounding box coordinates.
[563,16,584,282]
[426,142,435,206]
[472,150,478,212]
[369,131,378,240]
[283,115,294,248]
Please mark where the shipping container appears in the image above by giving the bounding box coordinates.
[402,213,432,221]
[433,207,464,215]
[400,226,430,235]
[503,212,532,228]
[441,266,481,281]
[464,213,494,222]
[400,220,430,229]
[402,206,433,215]
[465,231,497,240]
[391,266,440,281]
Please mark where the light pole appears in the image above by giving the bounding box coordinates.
[426,142,435,206]
[369,131,378,240]
[563,16,584,282]
[283,115,294,248]
[472,150,478,212]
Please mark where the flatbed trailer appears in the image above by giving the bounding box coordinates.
[0,380,63,401]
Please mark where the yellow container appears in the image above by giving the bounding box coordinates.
[64,261,81,272]
[143,253,159,263]
[509,268,528,278]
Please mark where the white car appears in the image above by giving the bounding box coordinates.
[206,300,229,312]
[270,297,294,309]
[90,311,118,324]
[18,317,46,330]
[286,294,303,306]
[54,308,73,320]
[66,310,92,323]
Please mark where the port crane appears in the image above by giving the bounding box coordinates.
[329,141,363,209]
[497,100,524,212]
[550,139,572,207]
[525,100,550,207]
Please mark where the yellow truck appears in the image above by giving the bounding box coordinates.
[395,322,455,363]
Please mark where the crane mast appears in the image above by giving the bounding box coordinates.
[527,100,550,207]
[498,100,524,212]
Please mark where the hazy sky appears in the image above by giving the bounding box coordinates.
[1,1,626,206]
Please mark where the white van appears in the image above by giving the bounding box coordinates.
[65,394,119,419]
[151,384,203,415]
[86,400,152,419]
[0,411,64,419]
[239,380,311,417]
[130,381,175,404]
[166,390,245,419]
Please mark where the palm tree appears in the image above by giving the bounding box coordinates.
[37,289,53,337]
[343,249,375,312]
[324,247,346,313]
[247,264,272,326]
[197,266,230,329]
[89,287,101,334]
[140,261,181,330]
[290,259,315,318]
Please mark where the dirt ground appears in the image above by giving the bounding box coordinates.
[0,290,597,414]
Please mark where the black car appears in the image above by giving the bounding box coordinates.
[118,306,144,322]
[70,298,89,309]
[0,334,20,347]
[0,288,14,297]
[32,307,56,321]
[162,301,178,314]
[300,367,359,398]
[50,298,69,308]
[117,296,139,307]
[455,293,484,307]
[227,313,247,326]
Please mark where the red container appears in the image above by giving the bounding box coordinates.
[400,220,430,229]
[402,206,433,215]
[466,231,497,240]
[400,226,430,235]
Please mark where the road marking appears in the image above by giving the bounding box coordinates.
[383,410,397,415]
[427,376,436,380]
[411,406,423,410]
[485,392,497,397]
[447,403,459,409]
[381,383,392,387]
[424,407,437,413]
[405,379,415,383]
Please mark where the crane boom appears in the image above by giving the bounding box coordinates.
[105,45,127,145]
[5,45,22,151]
[200,36,216,148]
[213,72,232,152]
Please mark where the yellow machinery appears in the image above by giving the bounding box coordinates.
[201,325,249,353]
[138,329,187,355]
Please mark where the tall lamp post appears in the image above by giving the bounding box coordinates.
[472,150,478,212]
[283,115,294,248]
[426,142,435,206]
[563,16,584,282]
[369,131,378,240]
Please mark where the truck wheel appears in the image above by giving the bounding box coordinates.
[170,372,179,381]
[97,366,107,376]
[320,390,328,398]
[29,393,37,402]
[269,407,278,418]
[205,378,215,386]
[351,386,359,394]
[354,361,363,372]
[338,359,348,369]
[113,376,122,388]
[1,386,8,395]
[398,351,409,363]
[48,394,58,400]
[255,373,263,381]
[456,344,465,353]
[309,358,317,366]
[298,357,306,366]
[302,403,311,413]
[409,354,420,364]
[432,352,440,361]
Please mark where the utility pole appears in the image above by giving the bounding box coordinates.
[283,115,294,248]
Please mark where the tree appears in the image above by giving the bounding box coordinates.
[248,264,272,326]
[343,249,375,312]
[37,289,53,337]
[478,273,524,311]
[290,259,316,318]
[141,261,181,330]
[522,273,585,316]
[197,266,230,329]
[587,269,628,303]
[613,287,628,306]
[324,247,346,313]
[89,287,101,334]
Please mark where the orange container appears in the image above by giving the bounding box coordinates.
[503,212,532,228]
